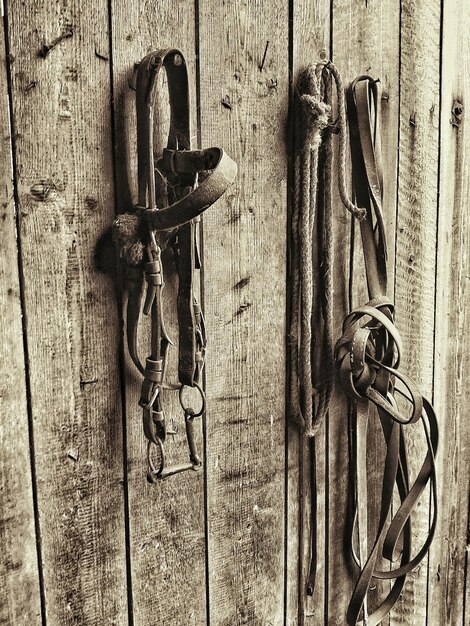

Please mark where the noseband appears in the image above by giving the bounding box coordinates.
[113,49,237,481]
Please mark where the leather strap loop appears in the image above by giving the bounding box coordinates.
[159,147,222,174]
[144,148,237,231]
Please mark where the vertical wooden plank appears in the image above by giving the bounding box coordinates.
[329,1,400,623]
[289,2,330,625]
[110,3,207,625]
[0,14,42,626]
[392,0,441,623]
[427,0,470,623]
[198,1,288,624]
[466,569,470,626]
[7,1,128,623]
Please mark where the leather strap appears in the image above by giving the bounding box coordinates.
[335,76,438,625]
[145,148,237,231]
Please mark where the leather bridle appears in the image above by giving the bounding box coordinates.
[335,75,438,625]
[113,49,236,482]
[291,63,438,624]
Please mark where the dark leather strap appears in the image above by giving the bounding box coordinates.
[335,76,438,625]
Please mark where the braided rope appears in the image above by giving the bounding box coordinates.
[290,61,363,437]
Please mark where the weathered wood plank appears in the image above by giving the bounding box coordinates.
[7,1,128,623]
[329,1,400,623]
[0,14,42,626]
[427,0,470,624]
[466,571,470,626]
[2,5,468,626]
[110,3,207,625]
[392,1,441,624]
[289,2,330,625]
[198,1,288,624]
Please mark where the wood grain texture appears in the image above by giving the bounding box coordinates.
[0,15,42,626]
[2,4,469,626]
[427,0,470,624]
[7,1,128,623]
[329,1,400,623]
[110,2,207,625]
[392,0,441,623]
[289,2,330,624]
[198,1,288,624]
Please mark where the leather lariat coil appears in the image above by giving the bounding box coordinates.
[339,75,438,626]
[291,63,438,624]
[113,49,237,482]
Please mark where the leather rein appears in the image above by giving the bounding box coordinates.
[335,75,438,625]
[113,49,236,482]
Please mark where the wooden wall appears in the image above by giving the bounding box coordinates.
[0,1,468,625]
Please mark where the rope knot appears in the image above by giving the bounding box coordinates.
[298,94,331,150]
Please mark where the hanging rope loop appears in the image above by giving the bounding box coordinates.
[290,60,365,439]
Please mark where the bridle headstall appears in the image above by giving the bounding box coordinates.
[113,49,237,482]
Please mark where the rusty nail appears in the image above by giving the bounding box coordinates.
[38,29,73,58]
[95,50,109,62]
[80,378,98,389]
[235,277,250,290]
[25,80,38,93]
[259,41,269,71]
[221,96,232,110]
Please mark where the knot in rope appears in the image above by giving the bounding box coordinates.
[299,94,330,150]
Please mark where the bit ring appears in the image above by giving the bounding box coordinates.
[147,437,165,480]
[179,381,206,418]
